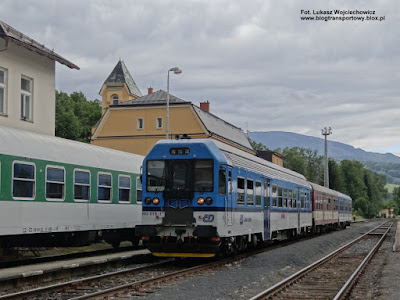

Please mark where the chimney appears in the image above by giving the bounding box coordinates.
[200,101,210,112]
[148,87,153,95]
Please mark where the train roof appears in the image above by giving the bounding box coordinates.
[309,182,352,201]
[0,126,143,173]
[309,182,338,197]
[154,139,311,188]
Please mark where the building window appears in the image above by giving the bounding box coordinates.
[74,169,90,201]
[137,118,143,130]
[98,172,112,201]
[13,162,35,199]
[156,117,163,129]
[0,68,7,115]
[46,166,65,200]
[136,177,142,202]
[112,95,119,105]
[21,76,32,121]
[118,175,131,202]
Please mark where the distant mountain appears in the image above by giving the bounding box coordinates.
[249,131,400,164]
[249,131,400,184]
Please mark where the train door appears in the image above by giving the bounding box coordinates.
[263,178,271,240]
[223,167,233,226]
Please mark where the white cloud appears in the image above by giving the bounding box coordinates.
[1,0,399,153]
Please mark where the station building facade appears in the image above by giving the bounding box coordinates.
[91,61,255,156]
[0,19,79,135]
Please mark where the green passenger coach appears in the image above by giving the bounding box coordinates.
[0,126,143,250]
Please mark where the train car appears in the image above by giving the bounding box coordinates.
[338,192,352,228]
[0,126,143,249]
[310,182,339,232]
[136,138,313,257]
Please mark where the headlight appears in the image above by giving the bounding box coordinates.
[205,197,213,205]
[144,197,151,205]
[197,197,205,205]
[152,197,160,205]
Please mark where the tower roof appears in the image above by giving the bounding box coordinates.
[102,60,142,97]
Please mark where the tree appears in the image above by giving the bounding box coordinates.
[55,91,101,143]
[328,159,346,193]
[248,137,271,152]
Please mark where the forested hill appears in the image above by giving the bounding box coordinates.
[249,131,400,184]
[249,131,400,164]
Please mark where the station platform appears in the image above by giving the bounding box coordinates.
[0,249,150,283]
[393,221,400,252]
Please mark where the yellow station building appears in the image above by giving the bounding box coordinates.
[91,60,255,156]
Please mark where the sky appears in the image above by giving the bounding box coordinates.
[1,0,399,154]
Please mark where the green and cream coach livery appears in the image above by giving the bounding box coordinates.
[0,126,143,249]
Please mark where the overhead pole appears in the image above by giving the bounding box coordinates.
[322,127,332,188]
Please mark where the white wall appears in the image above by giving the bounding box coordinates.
[0,38,56,136]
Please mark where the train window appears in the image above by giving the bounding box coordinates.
[272,185,277,207]
[136,177,142,202]
[264,180,270,199]
[278,186,283,207]
[146,160,166,192]
[293,190,297,208]
[219,169,226,195]
[237,177,245,205]
[74,169,90,201]
[98,172,112,201]
[118,175,131,202]
[288,190,293,208]
[283,188,287,208]
[247,179,254,206]
[46,166,65,200]
[194,160,213,192]
[228,171,232,195]
[255,181,262,206]
[301,192,305,208]
[12,162,35,199]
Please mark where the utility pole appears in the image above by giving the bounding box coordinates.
[321,127,332,188]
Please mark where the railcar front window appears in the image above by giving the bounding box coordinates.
[147,160,166,192]
[171,160,188,190]
[13,162,35,199]
[194,160,213,192]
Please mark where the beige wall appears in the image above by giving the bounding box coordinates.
[0,39,56,135]
[92,105,208,155]
[100,83,139,114]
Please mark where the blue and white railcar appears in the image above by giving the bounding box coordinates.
[137,138,313,257]
[338,192,352,228]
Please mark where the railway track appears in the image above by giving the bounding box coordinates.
[0,235,312,300]
[249,220,396,300]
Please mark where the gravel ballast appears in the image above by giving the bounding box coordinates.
[142,221,393,300]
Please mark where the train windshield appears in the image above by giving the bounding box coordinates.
[146,159,213,192]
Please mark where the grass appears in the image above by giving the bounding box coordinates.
[385,183,400,194]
